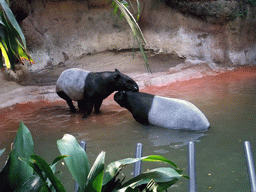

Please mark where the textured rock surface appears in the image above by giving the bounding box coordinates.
[165,0,241,24]
[8,0,256,72]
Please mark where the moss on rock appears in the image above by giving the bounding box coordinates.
[165,0,252,24]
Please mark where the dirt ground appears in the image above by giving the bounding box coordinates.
[20,51,187,85]
[0,51,184,91]
[0,51,222,108]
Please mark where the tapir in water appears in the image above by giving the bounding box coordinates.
[114,91,210,131]
[56,68,139,118]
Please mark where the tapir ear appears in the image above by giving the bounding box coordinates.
[115,69,121,73]
[113,72,120,80]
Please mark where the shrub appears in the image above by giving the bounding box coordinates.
[0,0,33,70]
[0,122,188,191]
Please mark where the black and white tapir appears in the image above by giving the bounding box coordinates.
[56,68,139,117]
[114,91,210,131]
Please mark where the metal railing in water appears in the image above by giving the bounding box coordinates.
[244,141,256,192]
[75,140,256,192]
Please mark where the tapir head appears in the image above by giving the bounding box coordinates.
[113,69,139,92]
[114,91,127,107]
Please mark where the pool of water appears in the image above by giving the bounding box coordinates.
[0,67,255,191]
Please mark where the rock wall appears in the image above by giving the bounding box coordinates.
[13,0,256,71]
[141,0,256,67]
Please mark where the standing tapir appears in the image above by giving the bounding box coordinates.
[56,68,139,118]
[114,91,210,131]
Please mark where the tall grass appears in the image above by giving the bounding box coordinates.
[112,0,152,73]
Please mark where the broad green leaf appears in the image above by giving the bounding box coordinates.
[19,156,48,190]
[18,157,40,176]
[0,122,34,191]
[31,155,65,192]
[14,175,46,192]
[103,155,181,186]
[0,0,26,47]
[141,155,186,175]
[103,158,135,186]
[52,155,69,166]
[120,167,181,191]
[19,155,66,192]
[51,155,69,174]
[0,148,5,156]
[141,155,178,168]
[0,40,10,68]
[0,15,18,69]
[57,134,90,190]
[85,151,105,192]
[17,40,34,63]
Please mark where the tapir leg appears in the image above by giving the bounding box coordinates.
[57,91,76,113]
[94,100,103,114]
[83,101,94,118]
[78,99,86,111]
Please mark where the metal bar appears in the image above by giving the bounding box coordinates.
[188,141,196,192]
[133,143,143,177]
[79,140,86,152]
[244,141,256,192]
[74,141,87,192]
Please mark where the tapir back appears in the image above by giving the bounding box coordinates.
[148,96,210,131]
[56,68,90,101]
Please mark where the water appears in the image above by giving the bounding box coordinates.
[0,67,255,191]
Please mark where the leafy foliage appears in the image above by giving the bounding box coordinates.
[0,122,34,191]
[0,0,33,70]
[0,122,188,191]
[0,122,66,192]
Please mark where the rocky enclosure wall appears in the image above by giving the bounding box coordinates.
[11,0,256,71]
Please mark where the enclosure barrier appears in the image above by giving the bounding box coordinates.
[74,140,256,192]
[244,141,256,192]
[134,143,143,177]
[188,141,196,192]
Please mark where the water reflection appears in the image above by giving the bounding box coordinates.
[147,127,206,149]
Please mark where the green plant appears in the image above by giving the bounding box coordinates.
[0,122,188,191]
[112,0,152,73]
[58,134,188,192]
[0,0,33,70]
[0,0,149,72]
[0,122,67,191]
